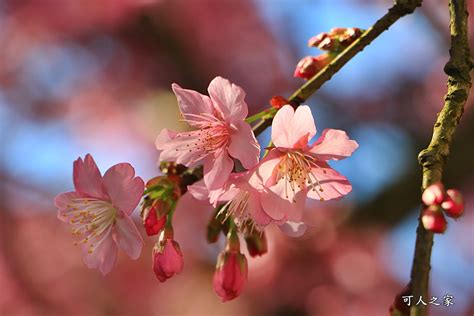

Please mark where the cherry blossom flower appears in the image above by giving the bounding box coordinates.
[156,76,260,190]
[54,154,144,275]
[254,105,358,222]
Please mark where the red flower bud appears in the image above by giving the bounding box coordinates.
[143,205,166,236]
[269,96,289,109]
[213,250,248,302]
[318,37,336,50]
[245,231,268,257]
[153,239,183,282]
[308,32,328,47]
[441,189,464,218]
[422,182,445,206]
[294,54,332,80]
[339,27,363,46]
[421,206,447,233]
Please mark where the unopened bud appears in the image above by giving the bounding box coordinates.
[421,206,447,233]
[245,230,268,257]
[213,250,248,302]
[143,204,167,236]
[294,54,333,80]
[441,189,464,218]
[269,96,289,109]
[152,239,184,282]
[422,182,445,206]
[308,32,328,47]
[339,27,363,46]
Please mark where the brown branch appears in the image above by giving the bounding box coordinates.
[408,0,472,315]
[253,0,423,137]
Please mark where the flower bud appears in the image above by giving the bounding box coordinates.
[244,231,268,257]
[441,189,464,218]
[269,96,289,109]
[152,238,183,282]
[421,206,447,234]
[339,27,362,46]
[143,204,166,236]
[308,32,328,47]
[422,182,445,206]
[294,54,332,80]
[213,250,248,302]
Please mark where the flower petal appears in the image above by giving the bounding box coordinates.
[208,77,248,122]
[73,154,106,199]
[272,105,316,149]
[172,83,213,121]
[203,150,234,190]
[228,121,260,169]
[113,213,143,260]
[102,163,144,215]
[278,221,307,237]
[247,192,271,226]
[157,130,207,167]
[307,164,352,201]
[310,129,358,161]
[54,191,81,222]
[254,149,282,187]
[259,188,286,221]
[83,231,118,275]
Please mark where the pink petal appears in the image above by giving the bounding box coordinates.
[112,213,143,260]
[228,121,260,169]
[306,165,352,201]
[254,149,282,187]
[83,232,118,275]
[208,77,248,122]
[259,188,286,221]
[73,154,106,199]
[187,179,210,201]
[310,129,358,161]
[247,192,271,226]
[155,129,177,151]
[54,191,81,222]
[157,130,206,167]
[278,221,307,237]
[272,105,316,149]
[102,163,144,215]
[203,150,234,190]
[172,83,213,121]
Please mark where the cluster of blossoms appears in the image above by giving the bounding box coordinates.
[55,31,361,300]
[420,182,464,233]
[294,27,363,80]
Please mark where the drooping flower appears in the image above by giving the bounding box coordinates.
[54,154,144,275]
[254,105,358,222]
[213,248,248,302]
[152,230,184,282]
[156,76,260,191]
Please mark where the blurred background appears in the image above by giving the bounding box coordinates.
[0,0,472,315]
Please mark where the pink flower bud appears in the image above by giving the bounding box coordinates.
[244,231,268,257]
[213,250,248,302]
[421,182,445,206]
[308,32,328,47]
[152,239,184,282]
[441,189,464,218]
[269,96,290,109]
[421,206,447,234]
[294,54,332,80]
[143,205,166,236]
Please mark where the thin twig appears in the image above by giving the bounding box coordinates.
[253,0,423,137]
[409,0,472,315]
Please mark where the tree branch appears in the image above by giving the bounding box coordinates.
[409,0,472,315]
[253,0,423,137]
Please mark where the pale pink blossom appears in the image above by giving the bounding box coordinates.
[422,182,445,206]
[156,76,260,190]
[54,154,144,275]
[255,105,358,222]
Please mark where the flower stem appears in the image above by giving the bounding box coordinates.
[408,0,472,315]
[246,108,277,124]
[252,0,423,137]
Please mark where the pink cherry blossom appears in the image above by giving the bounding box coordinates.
[153,238,184,282]
[54,154,144,275]
[255,105,358,220]
[156,76,260,190]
